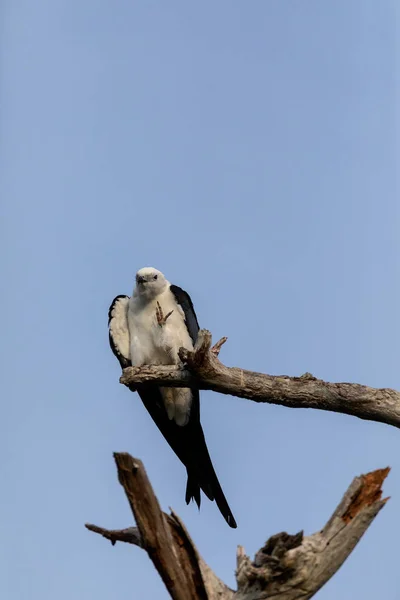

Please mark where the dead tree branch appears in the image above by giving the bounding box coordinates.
[85,523,143,547]
[87,453,389,599]
[86,453,233,600]
[120,329,400,429]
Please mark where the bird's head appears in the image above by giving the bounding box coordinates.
[134,267,168,299]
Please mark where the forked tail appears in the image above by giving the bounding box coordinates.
[186,463,237,529]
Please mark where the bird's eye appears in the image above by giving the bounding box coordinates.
[154,275,158,280]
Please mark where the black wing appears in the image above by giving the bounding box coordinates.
[163,284,236,527]
[170,284,200,346]
[108,295,131,370]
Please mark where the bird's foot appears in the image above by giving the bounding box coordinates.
[156,301,174,326]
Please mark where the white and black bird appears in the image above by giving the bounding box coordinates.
[108,267,237,528]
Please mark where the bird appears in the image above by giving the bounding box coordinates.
[108,266,237,528]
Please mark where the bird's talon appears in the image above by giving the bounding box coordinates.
[164,310,174,322]
[156,302,173,326]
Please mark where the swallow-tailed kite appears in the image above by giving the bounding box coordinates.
[108,267,236,528]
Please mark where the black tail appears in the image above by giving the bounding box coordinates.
[185,465,237,529]
[185,472,201,508]
[137,385,237,529]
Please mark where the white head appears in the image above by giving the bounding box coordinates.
[134,267,168,299]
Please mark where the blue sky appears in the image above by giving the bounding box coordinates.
[1,1,398,598]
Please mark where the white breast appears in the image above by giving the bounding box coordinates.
[128,287,193,367]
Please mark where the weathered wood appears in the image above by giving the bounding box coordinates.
[168,509,235,600]
[120,329,400,429]
[112,453,232,600]
[235,467,389,599]
[87,455,389,599]
[85,523,142,547]
[86,517,233,600]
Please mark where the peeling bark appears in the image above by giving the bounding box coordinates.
[120,329,400,429]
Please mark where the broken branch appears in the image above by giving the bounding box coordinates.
[85,523,143,547]
[113,453,231,600]
[87,455,389,599]
[211,336,228,357]
[235,467,389,599]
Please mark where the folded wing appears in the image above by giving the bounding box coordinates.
[108,295,131,369]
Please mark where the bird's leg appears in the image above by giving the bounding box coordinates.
[156,301,174,326]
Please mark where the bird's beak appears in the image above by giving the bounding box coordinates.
[137,276,146,285]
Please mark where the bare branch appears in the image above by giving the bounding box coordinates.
[85,523,142,547]
[211,336,228,357]
[120,329,400,429]
[87,455,389,599]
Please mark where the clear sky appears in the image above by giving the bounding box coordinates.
[1,2,398,599]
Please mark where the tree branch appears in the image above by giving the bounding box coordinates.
[85,523,143,547]
[87,454,389,599]
[120,329,400,429]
